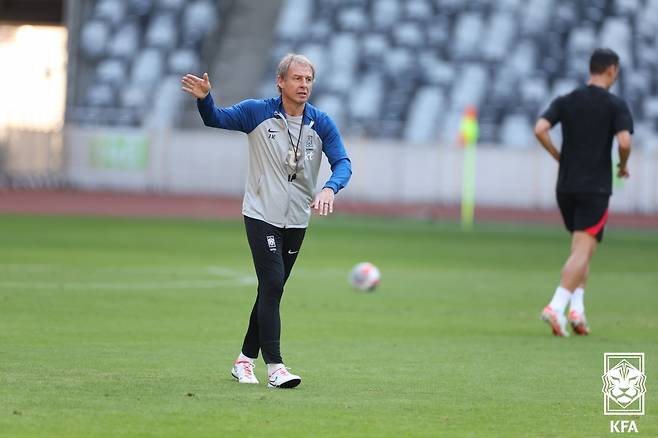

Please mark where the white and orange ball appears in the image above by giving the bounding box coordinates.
[349,262,381,291]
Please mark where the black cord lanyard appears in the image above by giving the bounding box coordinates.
[287,116,303,182]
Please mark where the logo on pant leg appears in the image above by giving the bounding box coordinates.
[266,235,276,252]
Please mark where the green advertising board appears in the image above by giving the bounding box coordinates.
[90,135,148,170]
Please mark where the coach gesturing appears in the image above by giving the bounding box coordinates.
[182,54,351,388]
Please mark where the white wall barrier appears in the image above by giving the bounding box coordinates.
[64,125,658,214]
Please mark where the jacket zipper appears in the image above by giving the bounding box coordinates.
[275,111,314,229]
[276,111,294,228]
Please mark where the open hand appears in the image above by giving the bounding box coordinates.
[311,188,335,216]
[181,73,211,99]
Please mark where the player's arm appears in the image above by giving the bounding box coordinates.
[614,99,634,178]
[616,130,632,178]
[181,72,253,132]
[534,118,560,162]
[312,114,352,216]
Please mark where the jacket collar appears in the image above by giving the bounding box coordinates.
[274,95,313,125]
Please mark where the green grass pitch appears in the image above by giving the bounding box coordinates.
[1,214,656,437]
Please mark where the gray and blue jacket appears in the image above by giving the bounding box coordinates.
[197,94,352,228]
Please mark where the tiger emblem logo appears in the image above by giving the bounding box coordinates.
[602,359,646,409]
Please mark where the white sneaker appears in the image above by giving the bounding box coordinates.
[231,360,259,384]
[541,306,569,337]
[267,366,301,389]
[568,310,590,336]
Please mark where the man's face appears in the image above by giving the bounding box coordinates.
[277,62,314,105]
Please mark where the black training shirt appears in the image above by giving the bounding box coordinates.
[541,85,633,195]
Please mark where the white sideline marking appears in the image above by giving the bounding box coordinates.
[0,263,245,274]
[0,279,256,290]
[0,264,257,289]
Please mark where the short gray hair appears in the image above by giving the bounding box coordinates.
[276,53,315,94]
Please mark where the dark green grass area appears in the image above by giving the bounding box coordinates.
[1,215,656,437]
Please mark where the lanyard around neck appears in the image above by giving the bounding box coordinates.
[286,115,303,181]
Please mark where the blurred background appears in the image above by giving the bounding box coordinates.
[1,0,657,218]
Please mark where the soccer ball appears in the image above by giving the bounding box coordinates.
[349,262,380,291]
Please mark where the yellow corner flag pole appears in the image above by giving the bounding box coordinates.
[459,106,479,231]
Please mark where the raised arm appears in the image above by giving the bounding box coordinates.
[181,72,257,132]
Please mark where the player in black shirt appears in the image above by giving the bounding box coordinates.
[534,48,633,337]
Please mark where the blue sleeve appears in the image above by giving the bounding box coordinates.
[317,114,352,194]
[196,94,261,133]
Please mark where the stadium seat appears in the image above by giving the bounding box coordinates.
[80,20,110,59]
[85,83,115,107]
[107,22,140,59]
[94,0,126,26]
[349,72,384,121]
[168,49,201,76]
[96,58,127,85]
[314,94,346,130]
[643,96,658,120]
[452,13,483,60]
[404,87,444,144]
[157,0,185,13]
[481,12,515,62]
[451,65,487,109]
[276,0,312,40]
[326,34,358,93]
[120,84,150,109]
[131,48,164,84]
[297,43,327,78]
[127,0,153,16]
[147,75,185,127]
[361,33,389,67]
[383,47,414,77]
[392,22,424,48]
[520,78,549,108]
[72,0,221,127]
[418,52,455,86]
[372,0,400,31]
[404,0,432,21]
[500,114,533,148]
[615,0,641,16]
[182,0,218,46]
[145,13,178,50]
[337,7,368,33]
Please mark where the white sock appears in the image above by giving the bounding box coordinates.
[237,352,254,363]
[569,288,585,314]
[267,363,285,375]
[548,286,572,314]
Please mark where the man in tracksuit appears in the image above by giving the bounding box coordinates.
[181,54,352,388]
